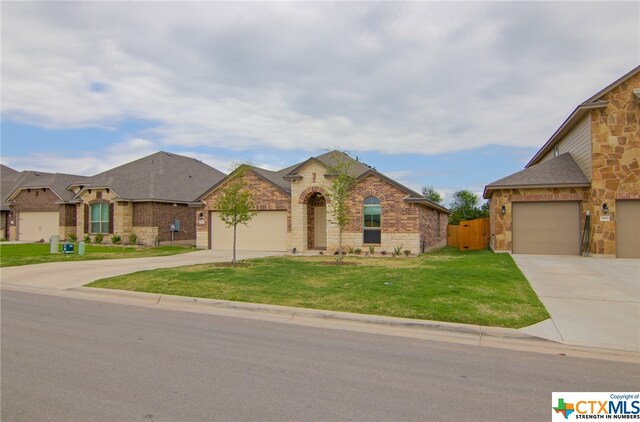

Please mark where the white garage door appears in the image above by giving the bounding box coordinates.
[616,200,640,258]
[19,212,59,241]
[210,211,288,251]
[512,202,580,255]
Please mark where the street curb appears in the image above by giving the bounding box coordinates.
[72,286,542,341]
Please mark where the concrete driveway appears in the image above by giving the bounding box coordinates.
[1,249,284,291]
[514,255,640,351]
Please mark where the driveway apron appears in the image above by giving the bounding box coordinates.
[513,255,640,351]
[1,250,283,290]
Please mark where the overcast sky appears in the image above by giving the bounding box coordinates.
[1,1,638,204]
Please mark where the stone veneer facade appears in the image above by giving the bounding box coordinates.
[589,72,640,256]
[198,160,449,254]
[489,71,640,256]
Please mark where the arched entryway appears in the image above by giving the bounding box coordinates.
[306,192,327,250]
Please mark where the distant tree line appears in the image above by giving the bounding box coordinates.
[422,187,489,225]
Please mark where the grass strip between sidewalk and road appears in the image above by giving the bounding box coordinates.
[88,247,549,328]
[0,243,195,267]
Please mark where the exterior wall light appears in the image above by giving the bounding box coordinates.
[602,203,609,214]
[501,205,506,215]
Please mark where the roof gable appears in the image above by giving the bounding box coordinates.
[527,65,640,167]
[283,150,372,180]
[7,171,88,203]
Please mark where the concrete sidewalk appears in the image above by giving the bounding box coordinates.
[514,255,640,352]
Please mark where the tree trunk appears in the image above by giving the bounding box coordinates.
[337,228,343,263]
[232,224,237,264]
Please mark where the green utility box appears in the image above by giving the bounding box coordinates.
[62,243,75,254]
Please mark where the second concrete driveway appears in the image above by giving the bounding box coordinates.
[1,250,283,290]
[514,255,640,351]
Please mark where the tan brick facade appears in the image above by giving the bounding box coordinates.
[488,70,639,256]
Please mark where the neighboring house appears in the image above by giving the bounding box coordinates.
[5,151,225,245]
[484,65,640,258]
[1,164,21,239]
[197,150,449,254]
[65,151,225,246]
[5,169,88,242]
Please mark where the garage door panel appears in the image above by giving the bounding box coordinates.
[19,212,59,241]
[616,201,640,259]
[210,211,287,251]
[513,202,579,255]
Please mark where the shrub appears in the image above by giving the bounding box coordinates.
[368,245,375,255]
[380,250,387,256]
[319,251,324,255]
[111,234,121,244]
[347,245,355,254]
[128,233,138,245]
[93,233,104,244]
[403,249,411,257]
[68,233,77,242]
[354,248,362,255]
[83,234,91,243]
[393,244,404,257]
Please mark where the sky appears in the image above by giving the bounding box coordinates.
[1,1,639,205]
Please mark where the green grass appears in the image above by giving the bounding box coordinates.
[0,243,195,267]
[88,247,549,328]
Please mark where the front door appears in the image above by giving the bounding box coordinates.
[314,206,327,249]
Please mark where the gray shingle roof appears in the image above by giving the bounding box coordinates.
[484,153,590,198]
[4,169,88,204]
[250,167,291,193]
[72,151,226,203]
[1,164,20,211]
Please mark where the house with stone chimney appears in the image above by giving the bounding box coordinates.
[484,65,640,258]
[5,152,225,246]
[197,150,449,254]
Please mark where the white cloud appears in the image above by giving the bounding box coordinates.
[1,2,638,157]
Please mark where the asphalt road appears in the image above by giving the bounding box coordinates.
[2,290,638,421]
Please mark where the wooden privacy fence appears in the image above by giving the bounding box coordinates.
[447,218,490,251]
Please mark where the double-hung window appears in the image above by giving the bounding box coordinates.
[363,196,381,244]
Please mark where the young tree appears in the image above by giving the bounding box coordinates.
[421,186,443,204]
[326,155,354,263]
[215,165,257,264]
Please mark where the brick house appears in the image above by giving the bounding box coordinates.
[65,151,225,246]
[1,164,21,239]
[5,151,225,246]
[484,65,640,258]
[197,150,449,254]
[4,168,88,242]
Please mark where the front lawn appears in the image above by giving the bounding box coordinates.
[0,243,195,267]
[88,248,549,328]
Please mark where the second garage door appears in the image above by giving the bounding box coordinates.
[616,200,640,258]
[19,211,59,241]
[512,202,580,255]
[210,211,288,251]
